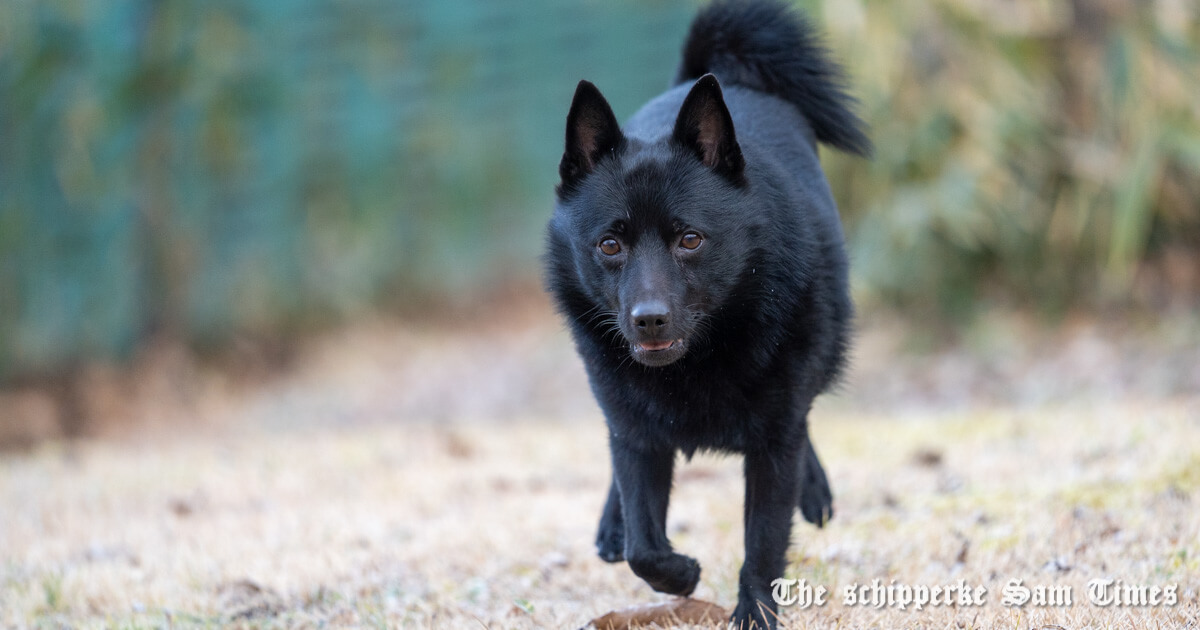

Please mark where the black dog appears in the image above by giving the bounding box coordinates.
[544,1,869,627]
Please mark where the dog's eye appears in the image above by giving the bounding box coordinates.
[679,232,703,251]
[599,238,622,256]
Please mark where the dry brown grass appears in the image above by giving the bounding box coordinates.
[2,394,1198,628]
[3,307,1199,628]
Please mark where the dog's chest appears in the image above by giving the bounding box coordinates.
[616,365,784,453]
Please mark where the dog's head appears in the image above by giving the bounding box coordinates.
[548,75,758,368]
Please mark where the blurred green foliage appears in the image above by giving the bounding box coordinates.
[1,0,1198,381]
[806,0,1200,317]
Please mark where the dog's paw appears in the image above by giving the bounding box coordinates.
[627,552,701,596]
[798,477,833,527]
[595,521,625,563]
[730,597,778,630]
[798,446,833,528]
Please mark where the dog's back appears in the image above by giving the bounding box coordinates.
[675,0,870,155]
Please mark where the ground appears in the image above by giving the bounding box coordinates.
[2,305,1199,628]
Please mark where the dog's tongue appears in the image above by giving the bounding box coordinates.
[639,340,674,352]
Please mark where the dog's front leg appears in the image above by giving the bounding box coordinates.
[732,446,801,629]
[609,438,700,596]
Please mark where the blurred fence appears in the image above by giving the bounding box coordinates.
[0,0,695,381]
[2,0,1199,383]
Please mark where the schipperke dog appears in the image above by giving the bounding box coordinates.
[544,1,869,627]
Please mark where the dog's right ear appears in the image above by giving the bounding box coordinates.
[559,81,623,193]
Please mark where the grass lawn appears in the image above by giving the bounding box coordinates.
[3,308,1199,628]
[2,395,1197,628]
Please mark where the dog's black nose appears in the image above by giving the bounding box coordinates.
[631,301,671,336]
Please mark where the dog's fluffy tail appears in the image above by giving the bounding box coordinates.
[675,0,872,156]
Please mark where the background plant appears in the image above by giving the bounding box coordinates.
[810,0,1200,318]
[2,0,1197,382]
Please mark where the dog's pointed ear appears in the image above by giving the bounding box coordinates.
[673,74,745,185]
[559,80,623,193]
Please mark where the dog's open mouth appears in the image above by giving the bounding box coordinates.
[630,339,687,367]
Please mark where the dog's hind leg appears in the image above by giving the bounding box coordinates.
[797,438,834,527]
[595,477,625,562]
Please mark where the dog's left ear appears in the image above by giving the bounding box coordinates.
[673,74,745,185]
